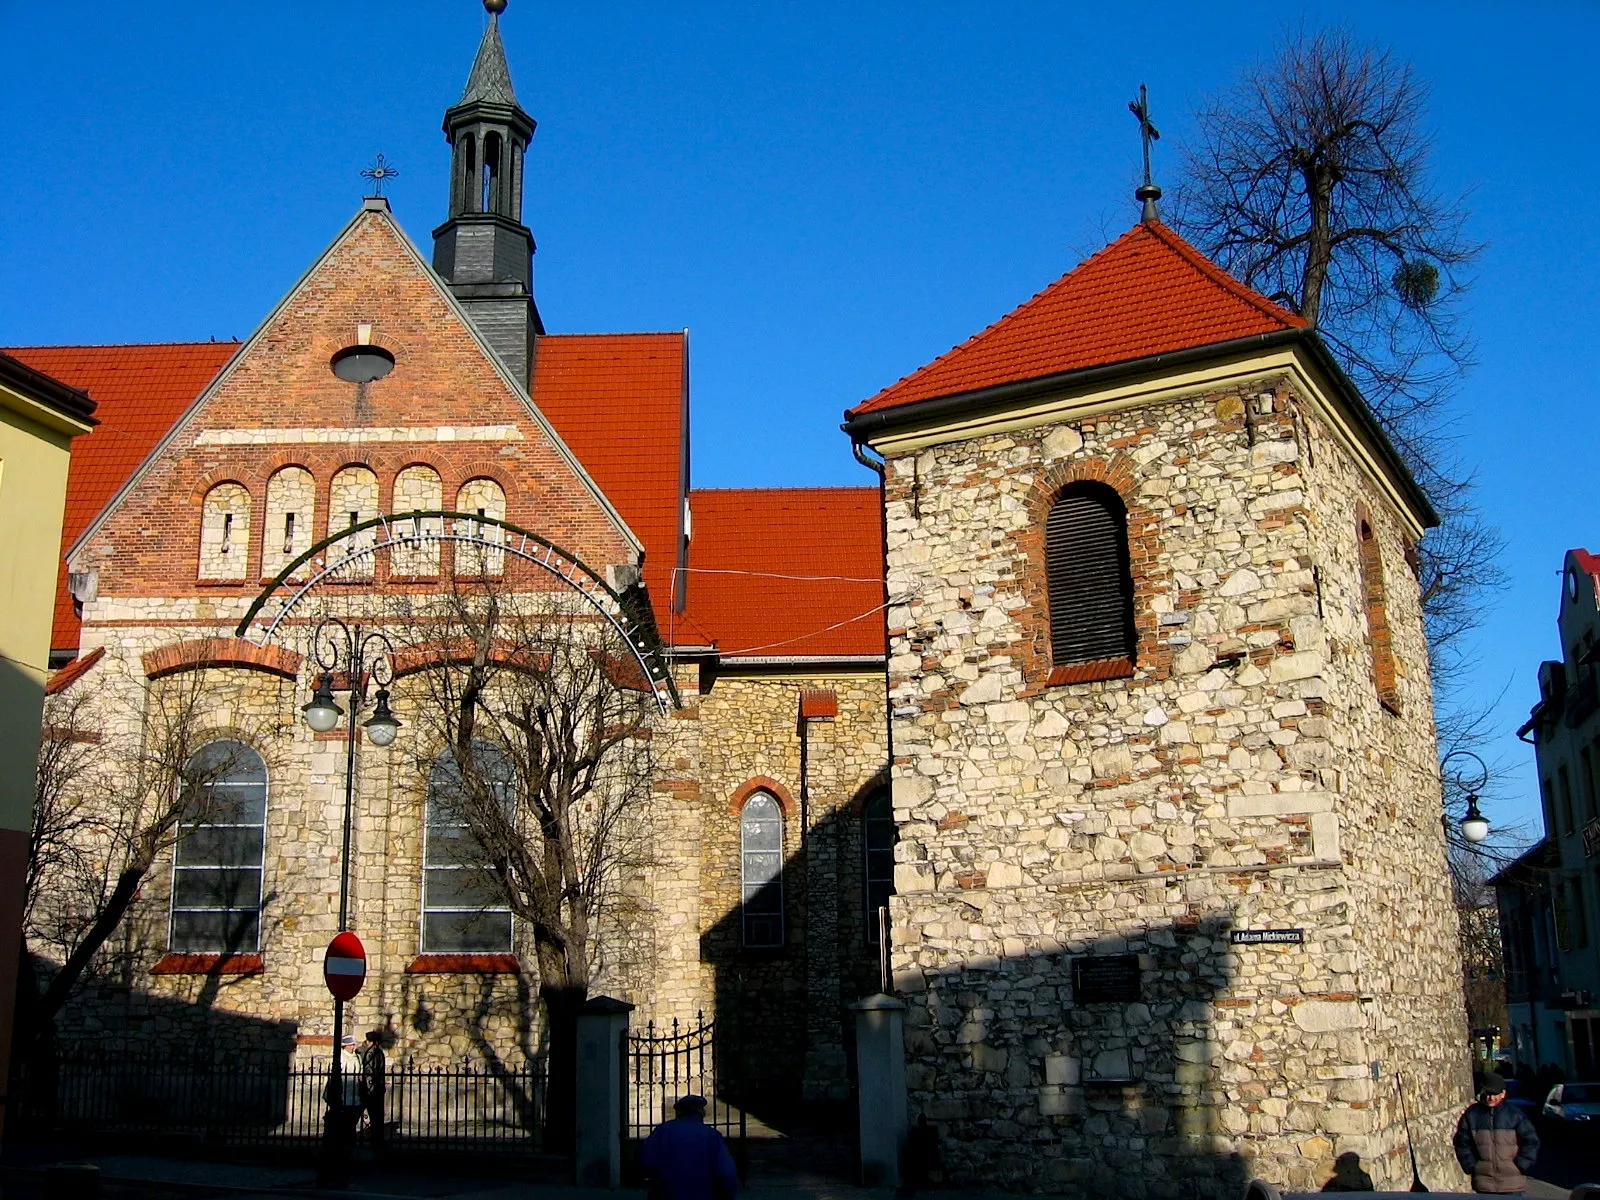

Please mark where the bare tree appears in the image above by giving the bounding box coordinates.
[389,574,657,1149]
[17,670,246,1066]
[1173,29,1503,691]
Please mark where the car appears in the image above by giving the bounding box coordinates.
[1541,1081,1600,1139]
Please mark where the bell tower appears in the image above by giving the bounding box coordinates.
[432,0,544,388]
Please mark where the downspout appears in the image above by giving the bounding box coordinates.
[851,440,893,781]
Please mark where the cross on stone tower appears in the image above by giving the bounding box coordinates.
[1128,83,1162,223]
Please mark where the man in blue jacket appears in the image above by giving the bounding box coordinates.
[638,1095,739,1200]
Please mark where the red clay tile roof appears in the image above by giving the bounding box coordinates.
[532,333,686,605]
[850,221,1306,417]
[2,342,240,655]
[675,488,885,660]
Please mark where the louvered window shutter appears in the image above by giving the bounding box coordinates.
[1046,486,1135,667]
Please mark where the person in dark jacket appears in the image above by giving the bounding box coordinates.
[1455,1073,1540,1194]
[358,1030,387,1150]
[638,1095,739,1200]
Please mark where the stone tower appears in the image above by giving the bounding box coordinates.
[432,0,544,386]
[845,218,1471,1194]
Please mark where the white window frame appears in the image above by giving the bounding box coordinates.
[168,740,267,954]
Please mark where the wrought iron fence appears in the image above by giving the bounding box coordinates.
[625,1013,744,1175]
[9,1052,546,1153]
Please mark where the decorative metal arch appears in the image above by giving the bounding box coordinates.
[234,510,677,711]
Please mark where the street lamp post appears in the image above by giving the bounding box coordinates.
[303,617,400,1186]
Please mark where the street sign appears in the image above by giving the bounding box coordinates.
[323,931,367,1001]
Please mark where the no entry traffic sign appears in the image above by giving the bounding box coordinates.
[323,931,367,1001]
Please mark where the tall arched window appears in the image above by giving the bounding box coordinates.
[862,789,896,945]
[391,465,443,577]
[1357,513,1401,715]
[1045,482,1135,670]
[262,466,315,580]
[198,483,252,581]
[170,740,267,952]
[460,133,477,213]
[455,478,506,576]
[482,132,503,215]
[328,465,379,580]
[740,792,784,948]
[423,743,515,953]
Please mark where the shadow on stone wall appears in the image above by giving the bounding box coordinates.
[905,913,1245,1197]
[698,777,889,1137]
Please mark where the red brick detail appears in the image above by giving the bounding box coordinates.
[955,870,988,890]
[1046,657,1136,686]
[151,953,264,976]
[404,954,520,974]
[1355,506,1402,716]
[654,779,703,800]
[45,646,105,695]
[798,689,838,720]
[143,637,303,681]
[727,775,797,817]
[40,726,104,745]
[936,812,970,831]
[297,1034,335,1046]
[1016,455,1163,693]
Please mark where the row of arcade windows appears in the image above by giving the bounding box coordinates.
[198,467,506,583]
[171,744,899,957]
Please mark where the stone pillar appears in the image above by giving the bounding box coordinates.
[575,996,633,1189]
[851,993,907,1187]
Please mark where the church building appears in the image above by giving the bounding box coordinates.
[12,4,1471,1194]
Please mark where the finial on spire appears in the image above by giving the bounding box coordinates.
[484,0,508,14]
[1128,83,1162,223]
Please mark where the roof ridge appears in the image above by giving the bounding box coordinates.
[691,485,879,496]
[541,331,685,340]
[1142,221,1306,329]
[2,340,243,352]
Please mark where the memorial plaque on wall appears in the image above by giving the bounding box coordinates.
[1071,954,1141,1003]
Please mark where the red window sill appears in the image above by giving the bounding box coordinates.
[151,953,264,976]
[1046,657,1135,686]
[194,578,247,588]
[405,954,519,974]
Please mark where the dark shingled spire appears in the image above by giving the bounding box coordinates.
[460,9,519,109]
[432,0,544,387]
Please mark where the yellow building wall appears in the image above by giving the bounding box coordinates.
[0,398,77,837]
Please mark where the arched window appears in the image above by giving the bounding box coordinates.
[391,465,443,577]
[423,743,515,953]
[262,466,315,580]
[198,483,252,581]
[460,133,477,213]
[170,740,267,952]
[455,478,506,576]
[482,132,502,215]
[740,792,784,948]
[1045,482,1135,670]
[862,789,896,945]
[328,465,379,580]
[1357,513,1401,715]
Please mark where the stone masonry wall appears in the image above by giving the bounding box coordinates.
[881,374,1469,1194]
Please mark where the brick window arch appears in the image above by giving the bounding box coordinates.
[262,466,314,580]
[198,482,252,582]
[392,464,443,578]
[740,791,785,949]
[328,465,379,580]
[1356,510,1402,715]
[1045,481,1136,675]
[456,477,507,576]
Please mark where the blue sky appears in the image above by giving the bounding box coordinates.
[1,2,1594,841]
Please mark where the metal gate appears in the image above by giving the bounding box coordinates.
[624,1014,744,1175]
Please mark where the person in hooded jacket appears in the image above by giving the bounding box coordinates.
[1454,1072,1540,1194]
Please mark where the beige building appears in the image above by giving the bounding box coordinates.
[0,352,96,1134]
